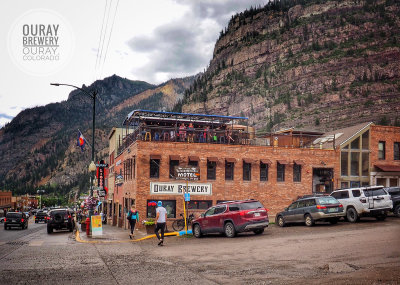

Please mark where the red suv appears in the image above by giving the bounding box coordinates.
[191,199,269,238]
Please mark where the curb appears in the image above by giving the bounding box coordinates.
[75,228,180,244]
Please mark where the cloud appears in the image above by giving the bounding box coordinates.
[127,0,265,83]
[0,113,14,120]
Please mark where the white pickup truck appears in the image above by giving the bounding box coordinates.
[330,186,393,222]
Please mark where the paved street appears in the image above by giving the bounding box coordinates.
[0,216,399,284]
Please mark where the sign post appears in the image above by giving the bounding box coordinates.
[174,166,199,234]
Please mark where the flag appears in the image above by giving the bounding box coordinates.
[77,131,87,152]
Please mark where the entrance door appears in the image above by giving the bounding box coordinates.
[313,168,334,194]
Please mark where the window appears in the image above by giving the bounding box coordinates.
[225,161,234,180]
[293,164,301,182]
[260,163,268,181]
[351,152,359,176]
[362,131,369,150]
[341,181,349,188]
[378,141,385,160]
[124,158,135,180]
[204,207,215,217]
[352,190,361,197]
[331,191,349,199]
[351,137,360,149]
[394,142,400,160]
[239,201,264,210]
[146,200,176,218]
[341,152,348,176]
[188,160,198,167]
[169,159,179,179]
[229,205,240,211]
[207,160,216,180]
[305,199,316,207]
[277,163,285,182]
[297,200,306,208]
[364,189,387,197]
[214,206,226,215]
[362,153,369,176]
[288,202,298,210]
[188,200,212,210]
[150,159,160,178]
[243,161,251,181]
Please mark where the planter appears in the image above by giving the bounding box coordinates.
[145,224,155,234]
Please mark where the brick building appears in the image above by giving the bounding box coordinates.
[0,191,12,216]
[107,110,339,228]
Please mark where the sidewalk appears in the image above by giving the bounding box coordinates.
[75,223,184,243]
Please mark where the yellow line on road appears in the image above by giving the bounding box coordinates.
[75,229,179,244]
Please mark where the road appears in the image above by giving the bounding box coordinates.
[0,216,399,284]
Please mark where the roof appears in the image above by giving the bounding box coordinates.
[311,122,373,149]
[123,109,248,126]
[273,128,324,136]
[375,164,400,172]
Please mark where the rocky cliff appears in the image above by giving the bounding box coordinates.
[181,0,400,133]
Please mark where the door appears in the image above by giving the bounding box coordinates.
[285,202,299,222]
[292,200,306,222]
[207,206,226,232]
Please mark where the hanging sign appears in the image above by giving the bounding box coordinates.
[150,182,212,195]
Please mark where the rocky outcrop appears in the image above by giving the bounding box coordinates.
[182,0,400,132]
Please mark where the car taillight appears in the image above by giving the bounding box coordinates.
[239,211,245,216]
[316,205,326,209]
[68,215,71,219]
[21,218,24,222]
[4,218,6,222]
[360,198,367,203]
[47,217,51,220]
[339,204,343,208]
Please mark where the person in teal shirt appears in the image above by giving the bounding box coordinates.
[127,206,139,239]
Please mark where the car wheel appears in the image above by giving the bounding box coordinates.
[224,222,236,238]
[193,224,202,238]
[47,227,53,234]
[277,216,286,227]
[376,214,386,221]
[253,229,264,235]
[346,208,359,223]
[394,204,400,218]
[305,214,314,227]
[329,218,339,224]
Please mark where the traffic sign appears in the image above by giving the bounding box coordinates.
[184,193,190,202]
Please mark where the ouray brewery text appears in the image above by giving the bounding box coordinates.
[153,184,210,194]
[22,24,60,61]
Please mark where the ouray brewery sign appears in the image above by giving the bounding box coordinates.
[150,182,212,195]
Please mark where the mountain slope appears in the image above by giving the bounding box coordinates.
[181,0,400,133]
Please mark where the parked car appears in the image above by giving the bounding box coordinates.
[330,186,392,222]
[275,195,344,227]
[0,217,5,223]
[4,212,29,230]
[191,199,269,238]
[47,209,75,234]
[35,211,48,223]
[384,187,400,217]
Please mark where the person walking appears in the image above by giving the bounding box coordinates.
[154,201,167,246]
[127,206,139,239]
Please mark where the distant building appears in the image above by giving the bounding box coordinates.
[0,191,12,215]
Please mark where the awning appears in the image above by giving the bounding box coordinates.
[277,160,289,165]
[207,157,219,162]
[150,154,161,159]
[260,159,272,165]
[243,158,255,164]
[226,158,236,163]
[188,156,199,161]
[293,160,305,165]
[375,164,400,172]
[169,155,181,161]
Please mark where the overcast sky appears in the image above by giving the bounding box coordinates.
[0,0,265,127]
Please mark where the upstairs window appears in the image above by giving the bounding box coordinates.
[169,159,179,179]
[293,164,301,182]
[277,163,285,182]
[378,141,386,160]
[243,161,251,181]
[207,160,216,180]
[260,163,268,181]
[225,161,234,181]
[394,142,400,160]
[150,159,160,178]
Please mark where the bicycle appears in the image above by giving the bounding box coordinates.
[172,213,195,231]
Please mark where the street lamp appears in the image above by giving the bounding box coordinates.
[37,189,45,209]
[50,83,98,217]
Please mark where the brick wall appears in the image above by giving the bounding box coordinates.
[118,141,339,227]
[370,125,400,166]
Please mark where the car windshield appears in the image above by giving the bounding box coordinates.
[51,210,67,216]
[239,201,264,210]
[7,213,22,218]
[364,189,387,197]
[317,197,339,205]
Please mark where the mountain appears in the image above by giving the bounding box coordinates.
[180,0,400,133]
[0,75,194,195]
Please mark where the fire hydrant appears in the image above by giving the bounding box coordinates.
[85,217,91,236]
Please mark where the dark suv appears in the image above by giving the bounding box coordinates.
[384,187,400,217]
[276,195,345,227]
[35,211,48,223]
[191,200,269,238]
[47,209,75,234]
[4,212,29,230]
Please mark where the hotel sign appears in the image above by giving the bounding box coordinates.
[150,182,212,195]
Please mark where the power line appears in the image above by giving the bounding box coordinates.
[93,0,110,82]
[95,0,113,80]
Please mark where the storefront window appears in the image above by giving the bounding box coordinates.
[146,200,176,218]
[277,163,285,182]
[150,159,160,178]
[243,162,251,181]
[293,164,301,182]
[225,161,234,180]
[188,200,212,210]
[207,161,216,180]
[260,163,268,181]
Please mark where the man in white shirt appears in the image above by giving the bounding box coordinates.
[155,201,167,246]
